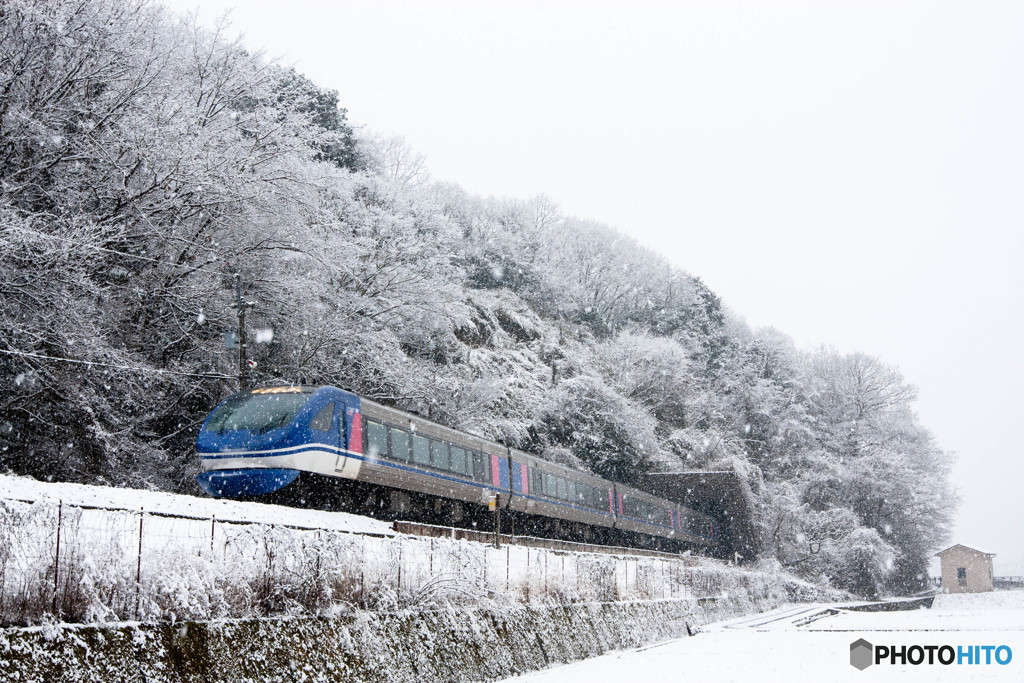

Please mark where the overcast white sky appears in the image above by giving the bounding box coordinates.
[160,0,1024,573]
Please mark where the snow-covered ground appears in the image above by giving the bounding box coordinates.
[0,474,762,625]
[496,591,1024,682]
[0,473,393,535]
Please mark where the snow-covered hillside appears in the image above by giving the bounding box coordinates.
[0,0,955,603]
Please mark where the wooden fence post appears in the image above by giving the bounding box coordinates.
[52,501,62,615]
[135,510,144,619]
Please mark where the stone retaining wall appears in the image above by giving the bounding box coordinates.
[0,575,836,682]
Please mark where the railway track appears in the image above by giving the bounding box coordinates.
[393,520,714,562]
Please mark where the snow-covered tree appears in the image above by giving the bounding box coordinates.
[533,375,659,483]
[0,0,955,598]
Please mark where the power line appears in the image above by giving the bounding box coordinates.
[0,347,234,380]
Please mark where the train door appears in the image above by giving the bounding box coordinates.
[489,452,511,506]
[335,396,363,479]
[510,458,533,513]
[610,483,623,529]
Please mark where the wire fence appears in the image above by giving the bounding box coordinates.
[0,497,734,626]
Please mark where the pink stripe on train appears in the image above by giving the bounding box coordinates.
[348,412,362,453]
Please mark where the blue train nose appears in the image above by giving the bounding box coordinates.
[196,468,300,497]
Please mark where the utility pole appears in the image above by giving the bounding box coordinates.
[234,273,252,391]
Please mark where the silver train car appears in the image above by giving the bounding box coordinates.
[196,386,719,549]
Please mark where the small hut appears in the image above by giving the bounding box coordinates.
[936,544,995,593]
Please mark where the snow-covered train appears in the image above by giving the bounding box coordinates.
[195,385,719,549]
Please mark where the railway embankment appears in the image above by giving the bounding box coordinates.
[0,475,847,681]
[0,574,842,683]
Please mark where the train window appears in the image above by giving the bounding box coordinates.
[450,446,467,476]
[309,403,334,432]
[540,472,549,497]
[430,440,449,471]
[555,477,566,500]
[412,435,430,466]
[365,421,388,459]
[623,495,649,520]
[472,452,486,481]
[206,392,309,433]
[566,480,577,503]
[390,428,410,462]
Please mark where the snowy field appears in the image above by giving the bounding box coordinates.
[497,591,1024,682]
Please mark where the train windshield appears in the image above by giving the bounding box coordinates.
[205,392,310,433]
